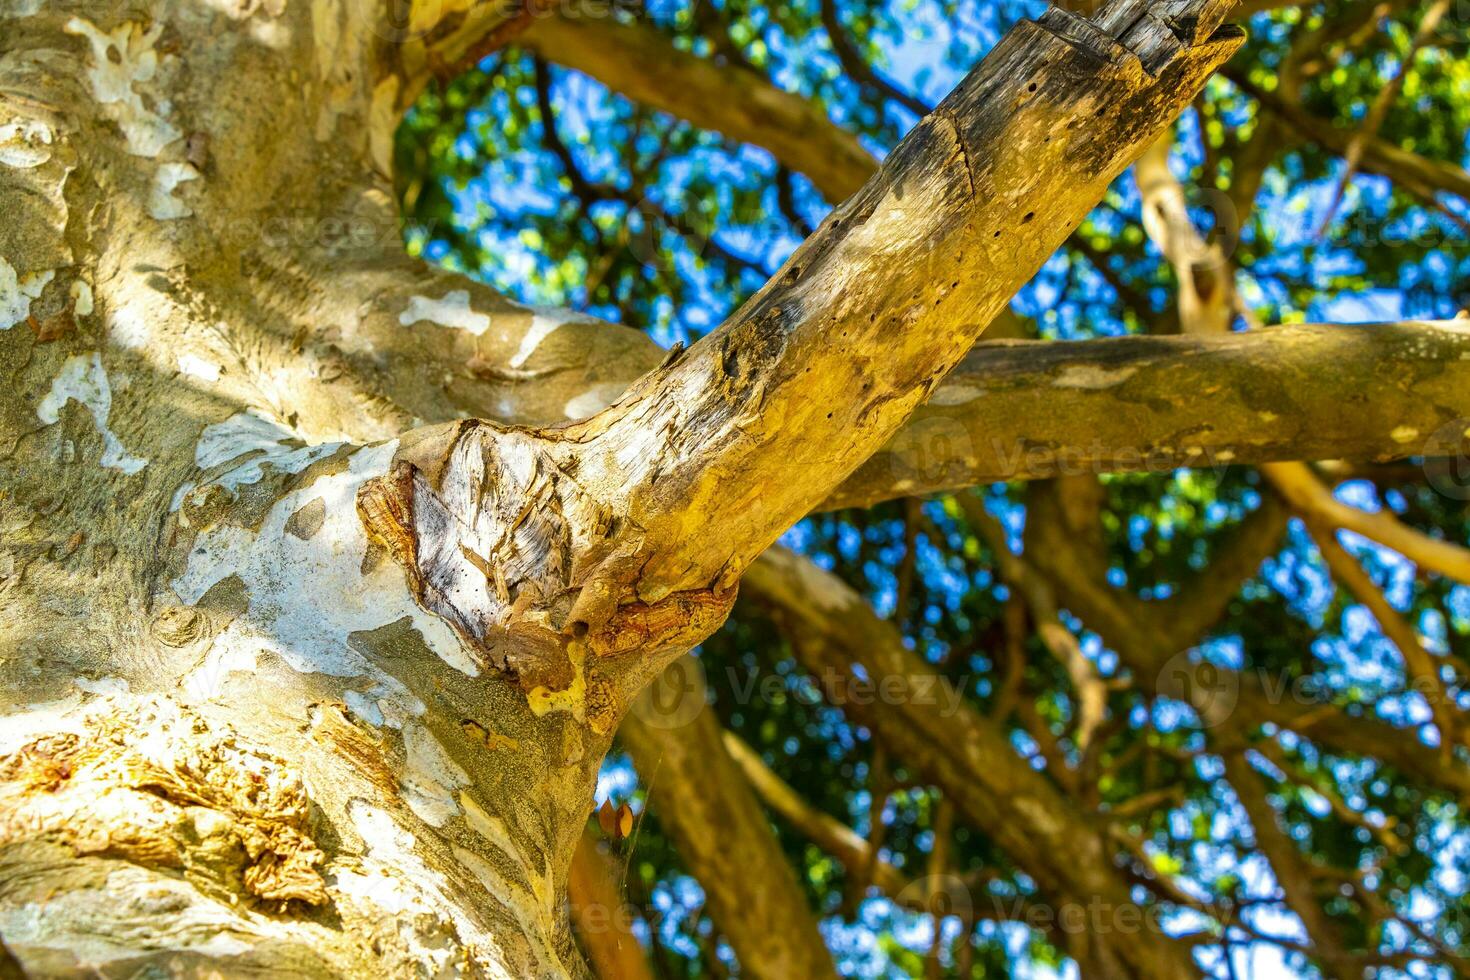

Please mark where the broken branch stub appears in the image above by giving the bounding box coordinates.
[358,0,1244,699]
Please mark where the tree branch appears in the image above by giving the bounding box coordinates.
[1301,516,1462,752]
[1221,751,1359,977]
[620,677,839,980]
[1022,480,1470,797]
[568,827,658,980]
[520,13,878,203]
[721,729,913,899]
[1134,128,1235,333]
[961,494,1109,754]
[1314,0,1454,236]
[826,322,1470,510]
[1263,461,1470,588]
[359,1,1246,686]
[743,547,1207,978]
[818,0,933,119]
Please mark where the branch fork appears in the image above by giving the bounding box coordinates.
[358,0,1244,724]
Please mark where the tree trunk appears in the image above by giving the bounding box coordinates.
[0,0,1240,975]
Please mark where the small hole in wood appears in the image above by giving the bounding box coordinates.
[1022,212,1035,224]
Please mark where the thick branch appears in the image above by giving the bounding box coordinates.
[521,14,877,203]
[620,683,838,980]
[827,321,1470,510]
[743,548,1205,978]
[361,1,1245,677]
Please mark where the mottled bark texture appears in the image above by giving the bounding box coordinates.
[0,0,1240,975]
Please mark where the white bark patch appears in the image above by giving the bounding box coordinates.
[452,845,566,974]
[149,161,199,219]
[563,383,626,421]
[0,118,53,168]
[74,676,130,696]
[927,383,984,407]
[64,18,180,158]
[200,0,288,18]
[343,690,383,726]
[188,410,343,500]
[399,290,491,335]
[177,352,222,382]
[37,353,149,474]
[0,867,253,966]
[456,793,564,974]
[172,442,479,683]
[1052,363,1140,390]
[106,304,152,351]
[511,308,572,368]
[342,801,507,972]
[401,723,469,827]
[0,262,53,330]
[70,279,94,316]
[0,696,87,746]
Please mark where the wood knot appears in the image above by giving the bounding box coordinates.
[584,584,740,659]
[152,606,207,647]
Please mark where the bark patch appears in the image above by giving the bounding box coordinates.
[0,697,328,907]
